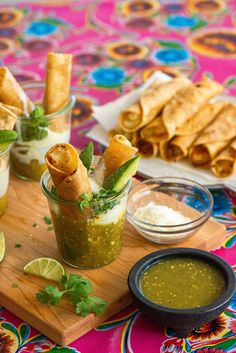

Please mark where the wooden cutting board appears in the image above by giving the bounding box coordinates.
[0,175,226,346]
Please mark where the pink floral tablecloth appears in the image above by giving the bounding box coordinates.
[1,1,236,352]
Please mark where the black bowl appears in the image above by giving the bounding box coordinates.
[128,248,236,337]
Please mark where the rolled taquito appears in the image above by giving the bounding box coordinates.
[143,77,223,142]
[211,138,236,177]
[136,139,158,158]
[103,135,138,177]
[118,76,191,132]
[0,103,18,130]
[190,104,236,166]
[0,67,33,116]
[160,102,226,161]
[44,52,72,114]
[109,126,139,146]
[45,143,91,201]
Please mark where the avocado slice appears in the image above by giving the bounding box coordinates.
[103,155,140,191]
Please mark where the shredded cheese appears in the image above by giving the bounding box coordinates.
[134,202,191,226]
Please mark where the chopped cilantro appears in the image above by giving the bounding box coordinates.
[76,189,118,215]
[32,223,39,228]
[77,193,92,211]
[12,283,18,288]
[14,243,22,248]
[47,226,54,232]
[21,106,48,142]
[43,216,52,225]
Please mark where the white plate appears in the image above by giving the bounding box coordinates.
[87,71,236,188]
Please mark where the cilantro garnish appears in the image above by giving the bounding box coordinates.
[36,273,107,317]
[12,283,18,288]
[14,243,22,248]
[32,223,39,228]
[92,189,118,215]
[43,216,52,225]
[47,226,54,232]
[76,189,118,215]
[77,193,92,211]
[21,106,48,141]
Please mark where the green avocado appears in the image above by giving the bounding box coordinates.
[103,155,140,191]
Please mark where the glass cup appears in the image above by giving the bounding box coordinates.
[0,146,10,217]
[10,81,75,181]
[41,170,131,269]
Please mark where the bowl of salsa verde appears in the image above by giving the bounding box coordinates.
[128,248,235,337]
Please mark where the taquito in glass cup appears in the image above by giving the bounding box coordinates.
[10,81,75,181]
[41,168,131,269]
[0,146,10,217]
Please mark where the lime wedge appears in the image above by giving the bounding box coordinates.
[0,130,17,152]
[0,232,6,262]
[24,257,65,282]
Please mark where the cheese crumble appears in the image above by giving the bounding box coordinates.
[134,202,191,226]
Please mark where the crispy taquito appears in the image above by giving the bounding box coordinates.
[45,143,91,201]
[211,138,236,177]
[136,139,158,158]
[118,76,191,132]
[0,67,33,115]
[44,52,72,114]
[0,103,18,130]
[190,104,236,166]
[142,77,223,142]
[160,102,226,161]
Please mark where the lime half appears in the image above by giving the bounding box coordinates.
[0,130,17,152]
[24,257,65,282]
[0,232,5,262]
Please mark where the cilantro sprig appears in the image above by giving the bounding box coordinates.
[21,106,48,141]
[36,273,107,317]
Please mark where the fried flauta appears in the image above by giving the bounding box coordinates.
[140,115,165,143]
[109,126,139,146]
[44,52,72,114]
[103,135,138,177]
[136,139,158,158]
[211,139,236,177]
[0,103,18,130]
[190,104,236,166]
[0,67,33,116]
[152,77,223,142]
[160,102,226,162]
[45,143,91,201]
[118,76,191,132]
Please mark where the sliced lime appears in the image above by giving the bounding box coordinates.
[24,257,65,282]
[0,232,5,262]
[0,130,17,152]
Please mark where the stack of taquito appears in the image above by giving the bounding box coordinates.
[110,74,236,177]
[0,52,72,133]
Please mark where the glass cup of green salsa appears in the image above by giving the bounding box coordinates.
[0,146,10,217]
[41,170,131,269]
[10,81,75,181]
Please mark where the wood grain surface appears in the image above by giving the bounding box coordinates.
[0,174,226,346]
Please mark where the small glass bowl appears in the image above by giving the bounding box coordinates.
[127,177,213,244]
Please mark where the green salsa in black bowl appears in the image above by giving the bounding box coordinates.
[128,248,235,337]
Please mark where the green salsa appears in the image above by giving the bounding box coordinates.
[10,152,47,181]
[140,257,226,309]
[51,208,126,268]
